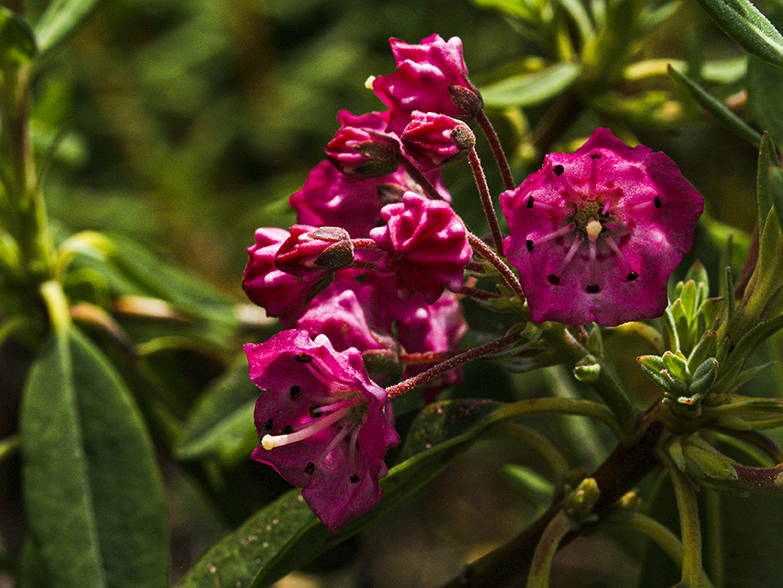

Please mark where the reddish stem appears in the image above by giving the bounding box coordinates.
[386,330,524,399]
[468,148,504,253]
[396,153,443,200]
[477,110,514,191]
[468,232,525,301]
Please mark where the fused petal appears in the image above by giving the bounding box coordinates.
[247,329,399,532]
[500,128,704,326]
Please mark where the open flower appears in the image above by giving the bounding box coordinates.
[372,34,483,135]
[500,128,703,326]
[370,191,471,303]
[248,329,399,532]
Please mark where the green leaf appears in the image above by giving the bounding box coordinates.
[34,0,102,58]
[20,327,169,588]
[748,57,783,145]
[0,7,36,68]
[176,399,503,588]
[668,65,762,147]
[480,61,582,108]
[756,132,780,226]
[693,0,783,69]
[176,354,259,467]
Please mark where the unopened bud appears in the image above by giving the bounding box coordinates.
[401,111,475,171]
[275,225,353,282]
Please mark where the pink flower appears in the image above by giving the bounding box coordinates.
[370,192,471,303]
[500,128,704,326]
[289,161,451,241]
[372,35,483,135]
[401,111,475,171]
[248,329,399,533]
[325,110,401,177]
[242,227,317,323]
[296,273,392,355]
[275,225,354,283]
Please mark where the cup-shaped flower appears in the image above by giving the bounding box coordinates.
[370,192,471,303]
[401,111,475,171]
[325,110,401,177]
[500,128,704,326]
[248,329,399,533]
[242,227,317,323]
[275,225,354,283]
[372,34,483,135]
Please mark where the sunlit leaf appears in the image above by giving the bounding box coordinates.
[20,327,169,588]
[480,62,582,108]
[693,0,783,69]
[0,7,36,68]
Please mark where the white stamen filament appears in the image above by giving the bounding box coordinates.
[611,198,656,214]
[555,234,583,275]
[531,223,575,246]
[262,406,352,450]
[306,361,352,394]
[604,235,636,274]
[553,172,584,205]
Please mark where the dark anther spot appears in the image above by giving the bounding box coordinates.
[547,274,560,285]
[590,153,601,159]
[553,164,564,176]
[304,462,315,476]
[626,271,639,281]
[290,385,300,399]
[350,474,360,484]
[308,404,322,418]
[586,284,600,294]
[654,195,662,209]
[527,197,535,209]
[281,425,293,435]
[295,353,313,363]
[526,240,534,252]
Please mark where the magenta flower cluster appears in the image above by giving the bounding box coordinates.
[242,34,703,532]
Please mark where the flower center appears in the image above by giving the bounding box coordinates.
[524,157,659,293]
[258,353,370,484]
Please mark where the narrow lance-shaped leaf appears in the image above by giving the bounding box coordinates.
[20,327,169,588]
[668,65,762,147]
[693,0,783,69]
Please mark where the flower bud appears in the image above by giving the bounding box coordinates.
[325,110,401,177]
[401,111,475,171]
[275,225,354,283]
